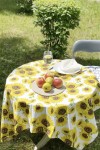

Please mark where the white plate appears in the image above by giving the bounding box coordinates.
[32,81,66,96]
[53,59,82,74]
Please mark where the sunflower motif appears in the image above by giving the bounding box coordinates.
[80,131,91,142]
[84,77,97,86]
[50,94,65,103]
[1,124,9,135]
[67,98,74,103]
[31,124,45,133]
[11,89,25,97]
[67,106,75,114]
[48,106,55,116]
[61,136,73,147]
[33,104,44,113]
[55,105,67,117]
[14,113,28,125]
[76,119,84,128]
[66,83,77,89]
[15,99,30,115]
[62,127,69,135]
[37,95,51,104]
[2,104,9,117]
[15,123,27,134]
[6,83,26,93]
[71,115,76,125]
[15,68,27,77]
[67,88,79,95]
[82,86,93,93]
[60,75,72,81]
[36,114,54,128]
[81,122,97,134]
[76,100,89,116]
[56,116,67,126]
[45,126,54,137]
[92,96,100,108]
[9,76,19,82]
[85,108,94,119]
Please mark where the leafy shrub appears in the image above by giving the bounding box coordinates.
[33,0,80,58]
[17,0,33,14]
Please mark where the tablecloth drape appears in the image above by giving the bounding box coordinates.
[1,60,100,150]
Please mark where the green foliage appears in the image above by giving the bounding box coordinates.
[17,0,33,14]
[33,0,80,58]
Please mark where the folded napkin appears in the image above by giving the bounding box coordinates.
[60,59,82,74]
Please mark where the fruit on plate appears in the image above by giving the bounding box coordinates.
[36,77,45,88]
[45,77,53,85]
[44,72,54,79]
[42,83,52,92]
[53,78,63,89]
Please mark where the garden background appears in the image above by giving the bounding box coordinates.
[0,0,100,149]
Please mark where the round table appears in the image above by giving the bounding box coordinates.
[1,60,100,150]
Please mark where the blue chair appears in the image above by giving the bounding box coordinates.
[72,40,100,82]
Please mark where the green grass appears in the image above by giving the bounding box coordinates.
[0,0,100,149]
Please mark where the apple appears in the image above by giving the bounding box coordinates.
[44,72,54,79]
[36,77,45,88]
[45,77,53,85]
[53,78,63,89]
[42,83,52,92]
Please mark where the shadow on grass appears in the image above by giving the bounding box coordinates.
[0,0,18,13]
[0,36,44,97]
[0,0,33,15]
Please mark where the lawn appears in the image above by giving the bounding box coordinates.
[0,0,100,150]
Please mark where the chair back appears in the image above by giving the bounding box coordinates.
[72,40,100,58]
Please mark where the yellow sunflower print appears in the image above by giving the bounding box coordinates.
[48,106,55,116]
[11,90,25,97]
[61,129,76,147]
[92,96,100,108]
[15,123,27,134]
[14,114,28,125]
[33,104,44,113]
[76,100,89,115]
[84,77,97,86]
[38,114,54,127]
[67,106,75,114]
[62,127,69,135]
[15,68,27,77]
[85,108,94,119]
[76,119,84,128]
[37,95,51,104]
[6,83,26,95]
[71,115,76,125]
[55,105,67,116]
[82,87,92,93]
[56,116,67,126]
[67,88,79,95]
[9,76,19,82]
[81,122,97,134]
[66,82,77,89]
[50,93,65,103]
[80,131,91,142]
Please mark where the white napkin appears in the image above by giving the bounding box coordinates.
[60,59,82,73]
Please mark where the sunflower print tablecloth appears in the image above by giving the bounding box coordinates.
[1,60,100,150]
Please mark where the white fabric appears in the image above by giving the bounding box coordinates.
[60,59,82,74]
